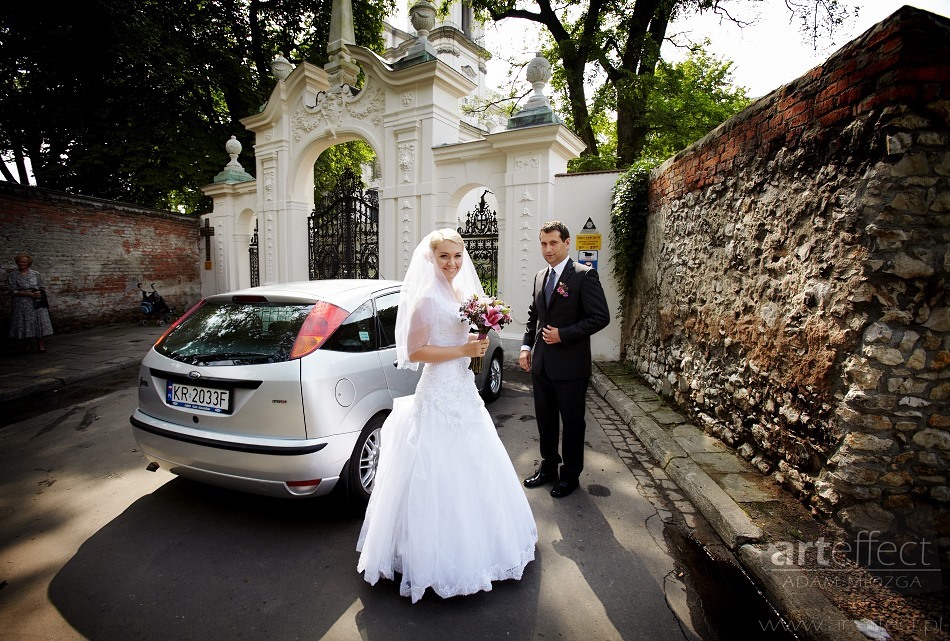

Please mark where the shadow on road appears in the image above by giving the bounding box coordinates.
[49,478,542,641]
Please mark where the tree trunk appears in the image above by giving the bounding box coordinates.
[561,51,599,157]
[615,97,644,168]
[615,0,673,167]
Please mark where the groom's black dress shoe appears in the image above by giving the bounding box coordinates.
[524,469,557,488]
[550,480,579,498]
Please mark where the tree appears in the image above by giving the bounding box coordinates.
[643,46,751,157]
[0,0,394,213]
[568,44,751,171]
[463,0,857,168]
[314,141,377,197]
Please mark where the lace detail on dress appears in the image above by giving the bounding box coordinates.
[413,360,479,427]
[401,543,537,603]
[409,293,481,430]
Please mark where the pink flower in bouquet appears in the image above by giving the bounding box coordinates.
[459,294,511,373]
[459,295,513,336]
[459,294,511,334]
[481,305,508,332]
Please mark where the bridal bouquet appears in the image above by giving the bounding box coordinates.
[459,294,513,373]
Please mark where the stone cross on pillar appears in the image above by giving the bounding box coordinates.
[200,218,215,270]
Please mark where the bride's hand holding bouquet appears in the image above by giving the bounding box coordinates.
[459,294,513,372]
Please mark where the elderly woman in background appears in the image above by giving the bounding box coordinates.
[8,253,54,353]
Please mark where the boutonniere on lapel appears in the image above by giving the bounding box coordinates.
[556,282,569,298]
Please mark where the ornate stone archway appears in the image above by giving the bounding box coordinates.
[200,0,584,347]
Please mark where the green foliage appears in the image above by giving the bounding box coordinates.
[556,47,751,172]
[314,141,377,197]
[566,45,750,173]
[467,0,855,168]
[609,163,653,307]
[0,0,394,213]
[640,46,751,159]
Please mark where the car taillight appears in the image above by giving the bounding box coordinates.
[290,301,349,359]
[154,299,207,348]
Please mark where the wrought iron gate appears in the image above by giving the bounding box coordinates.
[248,219,259,287]
[308,169,379,280]
[458,190,499,296]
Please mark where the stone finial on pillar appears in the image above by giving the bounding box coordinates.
[214,136,254,183]
[507,52,562,129]
[394,0,439,68]
[326,0,360,88]
[525,53,552,108]
[410,0,436,38]
[271,55,293,81]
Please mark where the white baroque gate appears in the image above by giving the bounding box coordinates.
[200,0,585,352]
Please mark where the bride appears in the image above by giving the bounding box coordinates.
[357,228,538,603]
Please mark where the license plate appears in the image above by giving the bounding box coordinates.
[166,381,232,414]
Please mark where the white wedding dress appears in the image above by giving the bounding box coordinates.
[356,292,538,603]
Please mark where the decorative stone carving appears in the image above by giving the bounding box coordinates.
[263,170,275,201]
[326,0,359,87]
[516,155,540,170]
[400,200,414,269]
[398,142,416,183]
[265,212,275,281]
[402,91,415,107]
[347,85,385,125]
[225,136,242,164]
[395,0,438,66]
[519,191,536,289]
[508,53,561,129]
[216,236,225,281]
[410,1,436,36]
[293,84,384,140]
[271,55,293,81]
[214,136,254,183]
[525,52,551,88]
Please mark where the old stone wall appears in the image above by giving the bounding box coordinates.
[624,7,949,546]
[0,183,202,334]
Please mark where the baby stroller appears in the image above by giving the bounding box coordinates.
[137,282,177,326]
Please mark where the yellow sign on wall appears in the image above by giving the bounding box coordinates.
[575,233,602,251]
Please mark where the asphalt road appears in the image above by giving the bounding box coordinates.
[0,368,705,641]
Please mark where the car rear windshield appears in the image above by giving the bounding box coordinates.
[157,302,311,365]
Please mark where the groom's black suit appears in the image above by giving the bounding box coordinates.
[523,258,610,485]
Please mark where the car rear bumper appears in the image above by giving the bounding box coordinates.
[129,409,356,498]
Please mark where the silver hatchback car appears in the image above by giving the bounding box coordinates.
[129,279,504,501]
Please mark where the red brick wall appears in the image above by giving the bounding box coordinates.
[652,7,950,206]
[0,183,202,334]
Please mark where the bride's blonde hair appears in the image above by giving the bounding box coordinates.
[428,228,464,251]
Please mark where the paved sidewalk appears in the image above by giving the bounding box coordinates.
[0,325,904,641]
[0,323,165,404]
[590,362,923,641]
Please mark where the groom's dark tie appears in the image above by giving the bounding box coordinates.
[545,268,557,304]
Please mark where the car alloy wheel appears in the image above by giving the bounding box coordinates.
[349,413,386,502]
[481,350,503,403]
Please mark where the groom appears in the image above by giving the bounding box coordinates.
[520,221,610,498]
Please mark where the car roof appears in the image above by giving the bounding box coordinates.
[206,279,402,311]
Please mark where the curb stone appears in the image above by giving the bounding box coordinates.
[664,457,764,548]
[739,545,868,641]
[591,363,868,641]
[591,367,762,547]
